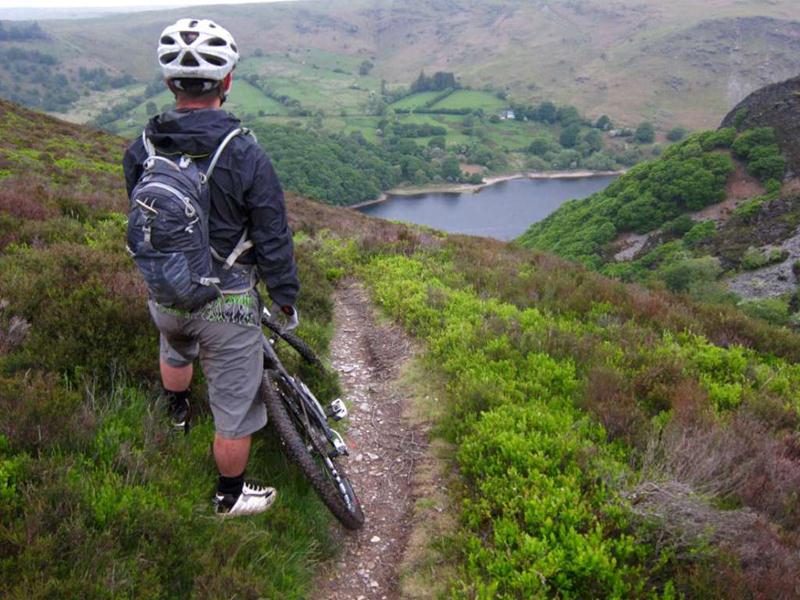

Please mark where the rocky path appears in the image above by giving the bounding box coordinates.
[312,282,422,600]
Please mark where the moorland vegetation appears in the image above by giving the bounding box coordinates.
[3,97,800,598]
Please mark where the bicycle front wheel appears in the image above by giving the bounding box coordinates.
[261,371,365,530]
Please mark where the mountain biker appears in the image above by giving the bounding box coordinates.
[122,18,300,517]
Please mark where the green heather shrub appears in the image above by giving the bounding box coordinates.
[731,128,776,159]
[0,371,89,453]
[730,128,786,182]
[746,145,785,182]
[697,128,736,151]
[739,298,791,327]
[682,220,716,247]
[662,214,695,237]
[741,246,787,271]
[666,127,688,142]
[659,256,721,293]
[0,243,155,382]
[730,194,773,223]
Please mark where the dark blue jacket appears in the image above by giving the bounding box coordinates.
[123,108,299,307]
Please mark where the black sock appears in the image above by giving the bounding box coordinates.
[164,388,190,406]
[218,473,245,497]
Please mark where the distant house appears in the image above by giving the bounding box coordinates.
[499,110,516,121]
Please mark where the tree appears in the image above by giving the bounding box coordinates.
[582,129,604,153]
[145,101,158,116]
[666,127,687,142]
[441,156,462,181]
[535,101,557,123]
[595,115,613,131]
[359,60,374,76]
[528,135,555,156]
[559,123,582,149]
[556,105,582,127]
[635,122,655,144]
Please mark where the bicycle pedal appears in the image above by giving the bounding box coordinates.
[326,399,348,421]
[331,434,348,456]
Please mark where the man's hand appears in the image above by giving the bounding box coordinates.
[269,303,299,332]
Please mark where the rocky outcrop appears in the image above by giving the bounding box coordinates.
[721,75,800,177]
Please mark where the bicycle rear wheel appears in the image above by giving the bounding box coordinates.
[262,371,365,530]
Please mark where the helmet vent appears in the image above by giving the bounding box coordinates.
[207,37,227,47]
[160,51,179,65]
[160,35,176,45]
[189,20,198,27]
[180,52,200,67]
[231,44,238,53]
[200,53,226,66]
[180,31,199,44]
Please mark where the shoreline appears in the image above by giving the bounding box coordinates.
[348,169,624,209]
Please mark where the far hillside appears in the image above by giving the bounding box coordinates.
[519,76,800,328]
[0,0,798,130]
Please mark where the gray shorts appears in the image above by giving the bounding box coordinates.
[148,294,266,439]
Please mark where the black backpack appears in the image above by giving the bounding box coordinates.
[126,128,250,311]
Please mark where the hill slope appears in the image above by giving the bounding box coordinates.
[2,0,799,128]
[519,76,800,325]
[4,99,800,597]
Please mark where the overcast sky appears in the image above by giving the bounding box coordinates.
[0,0,295,8]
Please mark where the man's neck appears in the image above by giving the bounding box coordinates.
[175,98,222,111]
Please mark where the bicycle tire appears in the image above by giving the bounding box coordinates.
[261,371,365,530]
[264,321,321,366]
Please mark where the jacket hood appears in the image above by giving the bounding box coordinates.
[145,109,241,156]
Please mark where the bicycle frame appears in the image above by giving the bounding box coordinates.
[261,328,349,457]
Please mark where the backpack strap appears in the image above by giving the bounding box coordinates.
[205,127,248,181]
[206,127,256,271]
[141,130,157,158]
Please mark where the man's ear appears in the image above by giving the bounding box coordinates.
[165,79,179,97]
[222,73,233,94]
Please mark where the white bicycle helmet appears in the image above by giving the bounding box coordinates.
[157,18,239,86]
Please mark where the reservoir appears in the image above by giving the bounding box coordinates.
[358,175,617,241]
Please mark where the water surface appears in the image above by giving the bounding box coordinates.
[359,176,616,241]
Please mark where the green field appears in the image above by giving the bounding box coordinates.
[429,89,506,112]
[237,50,382,113]
[110,80,289,138]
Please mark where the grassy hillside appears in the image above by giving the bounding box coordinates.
[4,99,800,597]
[517,125,795,312]
[0,99,342,597]
[2,0,798,130]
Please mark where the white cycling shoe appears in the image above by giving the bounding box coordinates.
[214,482,277,517]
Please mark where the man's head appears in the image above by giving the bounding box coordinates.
[157,18,239,108]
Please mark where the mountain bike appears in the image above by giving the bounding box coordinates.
[260,308,365,530]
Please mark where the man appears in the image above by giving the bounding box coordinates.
[123,18,299,517]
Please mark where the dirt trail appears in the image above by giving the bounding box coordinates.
[312,282,422,600]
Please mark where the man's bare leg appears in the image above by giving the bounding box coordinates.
[161,360,192,391]
[213,434,251,476]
